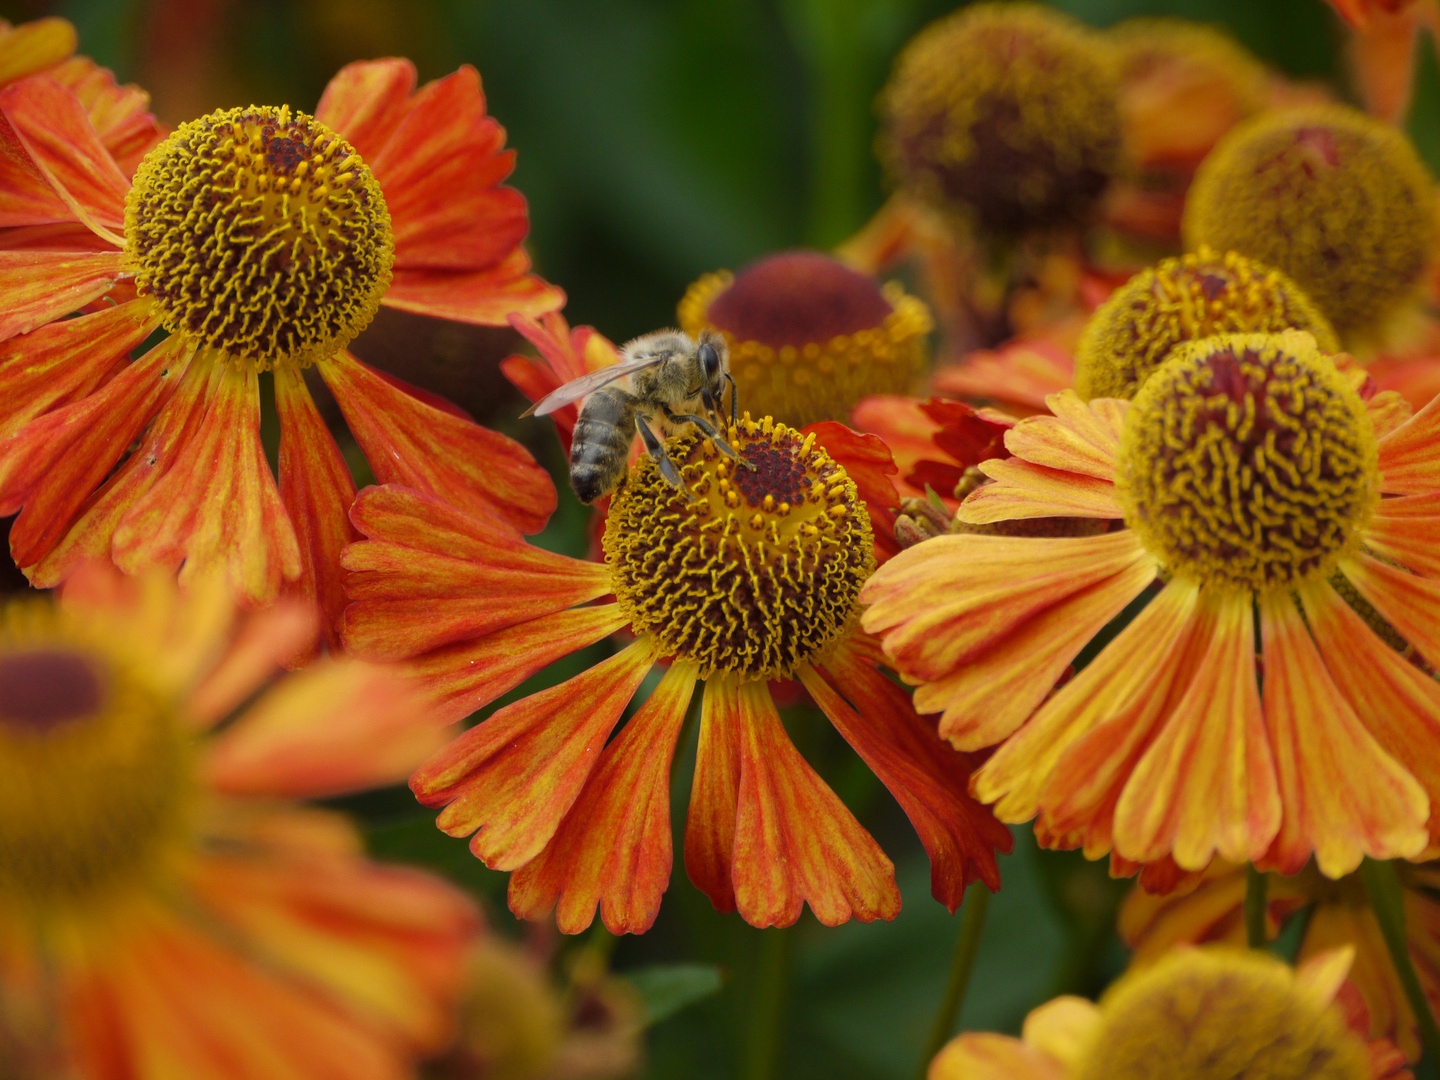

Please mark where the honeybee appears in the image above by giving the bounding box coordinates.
[525,328,746,504]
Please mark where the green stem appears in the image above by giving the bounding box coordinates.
[1244,864,1269,950]
[918,885,991,1078]
[1360,858,1440,1069]
[743,926,793,1080]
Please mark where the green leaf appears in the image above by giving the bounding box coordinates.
[626,963,725,1026]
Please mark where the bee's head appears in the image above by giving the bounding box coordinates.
[696,329,727,389]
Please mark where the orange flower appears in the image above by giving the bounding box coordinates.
[0,57,563,651]
[929,946,1409,1080]
[342,416,1010,933]
[863,330,1440,879]
[0,563,478,1079]
[1328,0,1426,29]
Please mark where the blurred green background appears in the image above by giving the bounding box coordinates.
[0,0,1417,1076]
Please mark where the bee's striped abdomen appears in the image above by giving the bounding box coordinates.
[570,387,637,504]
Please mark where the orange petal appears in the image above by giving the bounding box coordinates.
[1004,390,1125,480]
[275,365,356,655]
[684,675,743,913]
[382,247,565,325]
[1299,578,1440,848]
[801,648,1012,909]
[0,296,158,440]
[1113,591,1280,870]
[412,638,657,871]
[408,605,629,728]
[0,111,76,227]
[801,420,901,560]
[370,66,529,272]
[319,349,556,533]
[206,659,450,799]
[314,58,417,163]
[0,19,75,84]
[1342,552,1440,670]
[0,249,123,341]
[1378,391,1440,494]
[1347,3,1422,122]
[187,600,320,726]
[929,1032,1067,1080]
[341,485,610,661]
[861,531,1151,683]
[508,661,698,935]
[1365,494,1440,577]
[1258,589,1428,877]
[730,677,900,928]
[976,578,1202,838]
[1366,390,1413,441]
[915,558,1157,751]
[960,458,1121,522]
[49,56,166,178]
[1303,901,1419,1062]
[111,358,302,607]
[0,75,127,242]
[932,340,1076,417]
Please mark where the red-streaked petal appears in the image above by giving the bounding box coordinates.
[382,248,565,326]
[502,313,619,456]
[0,249,123,341]
[801,649,1012,908]
[408,605,630,727]
[0,297,158,440]
[314,58,417,163]
[0,112,74,226]
[320,349,555,533]
[861,531,1151,683]
[0,18,75,83]
[1365,494,1440,577]
[684,676,743,913]
[1,334,191,572]
[1004,391,1125,480]
[371,66,528,272]
[49,56,166,178]
[800,420,901,561]
[1343,552,1440,670]
[0,75,127,242]
[1300,578,1440,847]
[412,638,657,871]
[730,677,900,928]
[188,601,320,727]
[1259,590,1428,876]
[111,359,302,607]
[960,458,1122,522]
[508,661,698,935]
[275,365,356,655]
[915,558,1157,751]
[1113,592,1279,870]
[1378,391,1440,494]
[205,660,450,799]
[932,340,1075,416]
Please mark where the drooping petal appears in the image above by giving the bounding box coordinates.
[49,56,166,177]
[1378,391,1440,494]
[1365,493,1440,578]
[274,365,356,654]
[1342,552,1440,670]
[382,248,565,325]
[408,605,630,728]
[1258,590,1429,877]
[928,1032,1068,1080]
[314,58,417,163]
[501,313,619,456]
[0,249,123,341]
[111,358,302,607]
[319,349,555,533]
[800,420,901,561]
[1299,578,1440,846]
[0,297,158,440]
[1004,391,1125,480]
[0,75,127,242]
[187,600,320,726]
[341,485,611,661]
[412,638,657,872]
[932,339,1076,417]
[801,647,1012,908]
[684,675,744,913]
[960,458,1122,522]
[508,662,698,935]
[1113,591,1280,870]
[730,677,900,928]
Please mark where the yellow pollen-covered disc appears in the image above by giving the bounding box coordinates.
[1075,948,1368,1080]
[604,416,873,681]
[1117,330,1378,594]
[125,105,394,371]
[0,603,190,908]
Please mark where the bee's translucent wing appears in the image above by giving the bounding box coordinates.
[522,354,667,417]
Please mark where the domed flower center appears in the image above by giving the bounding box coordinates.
[125,105,393,371]
[604,416,873,681]
[1075,949,1368,1080]
[0,627,190,907]
[1075,247,1337,402]
[1117,332,1377,593]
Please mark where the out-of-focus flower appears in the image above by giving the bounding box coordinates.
[1328,0,1427,29]
[676,250,931,429]
[0,563,478,1079]
[929,946,1408,1080]
[877,2,1121,240]
[0,58,563,651]
[1184,105,1436,336]
[342,417,1011,933]
[863,330,1440,878]
[501,312,623,457]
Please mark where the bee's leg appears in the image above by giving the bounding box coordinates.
[663,405,749,468]
[636,414,684,489]
[724,373,739,425]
